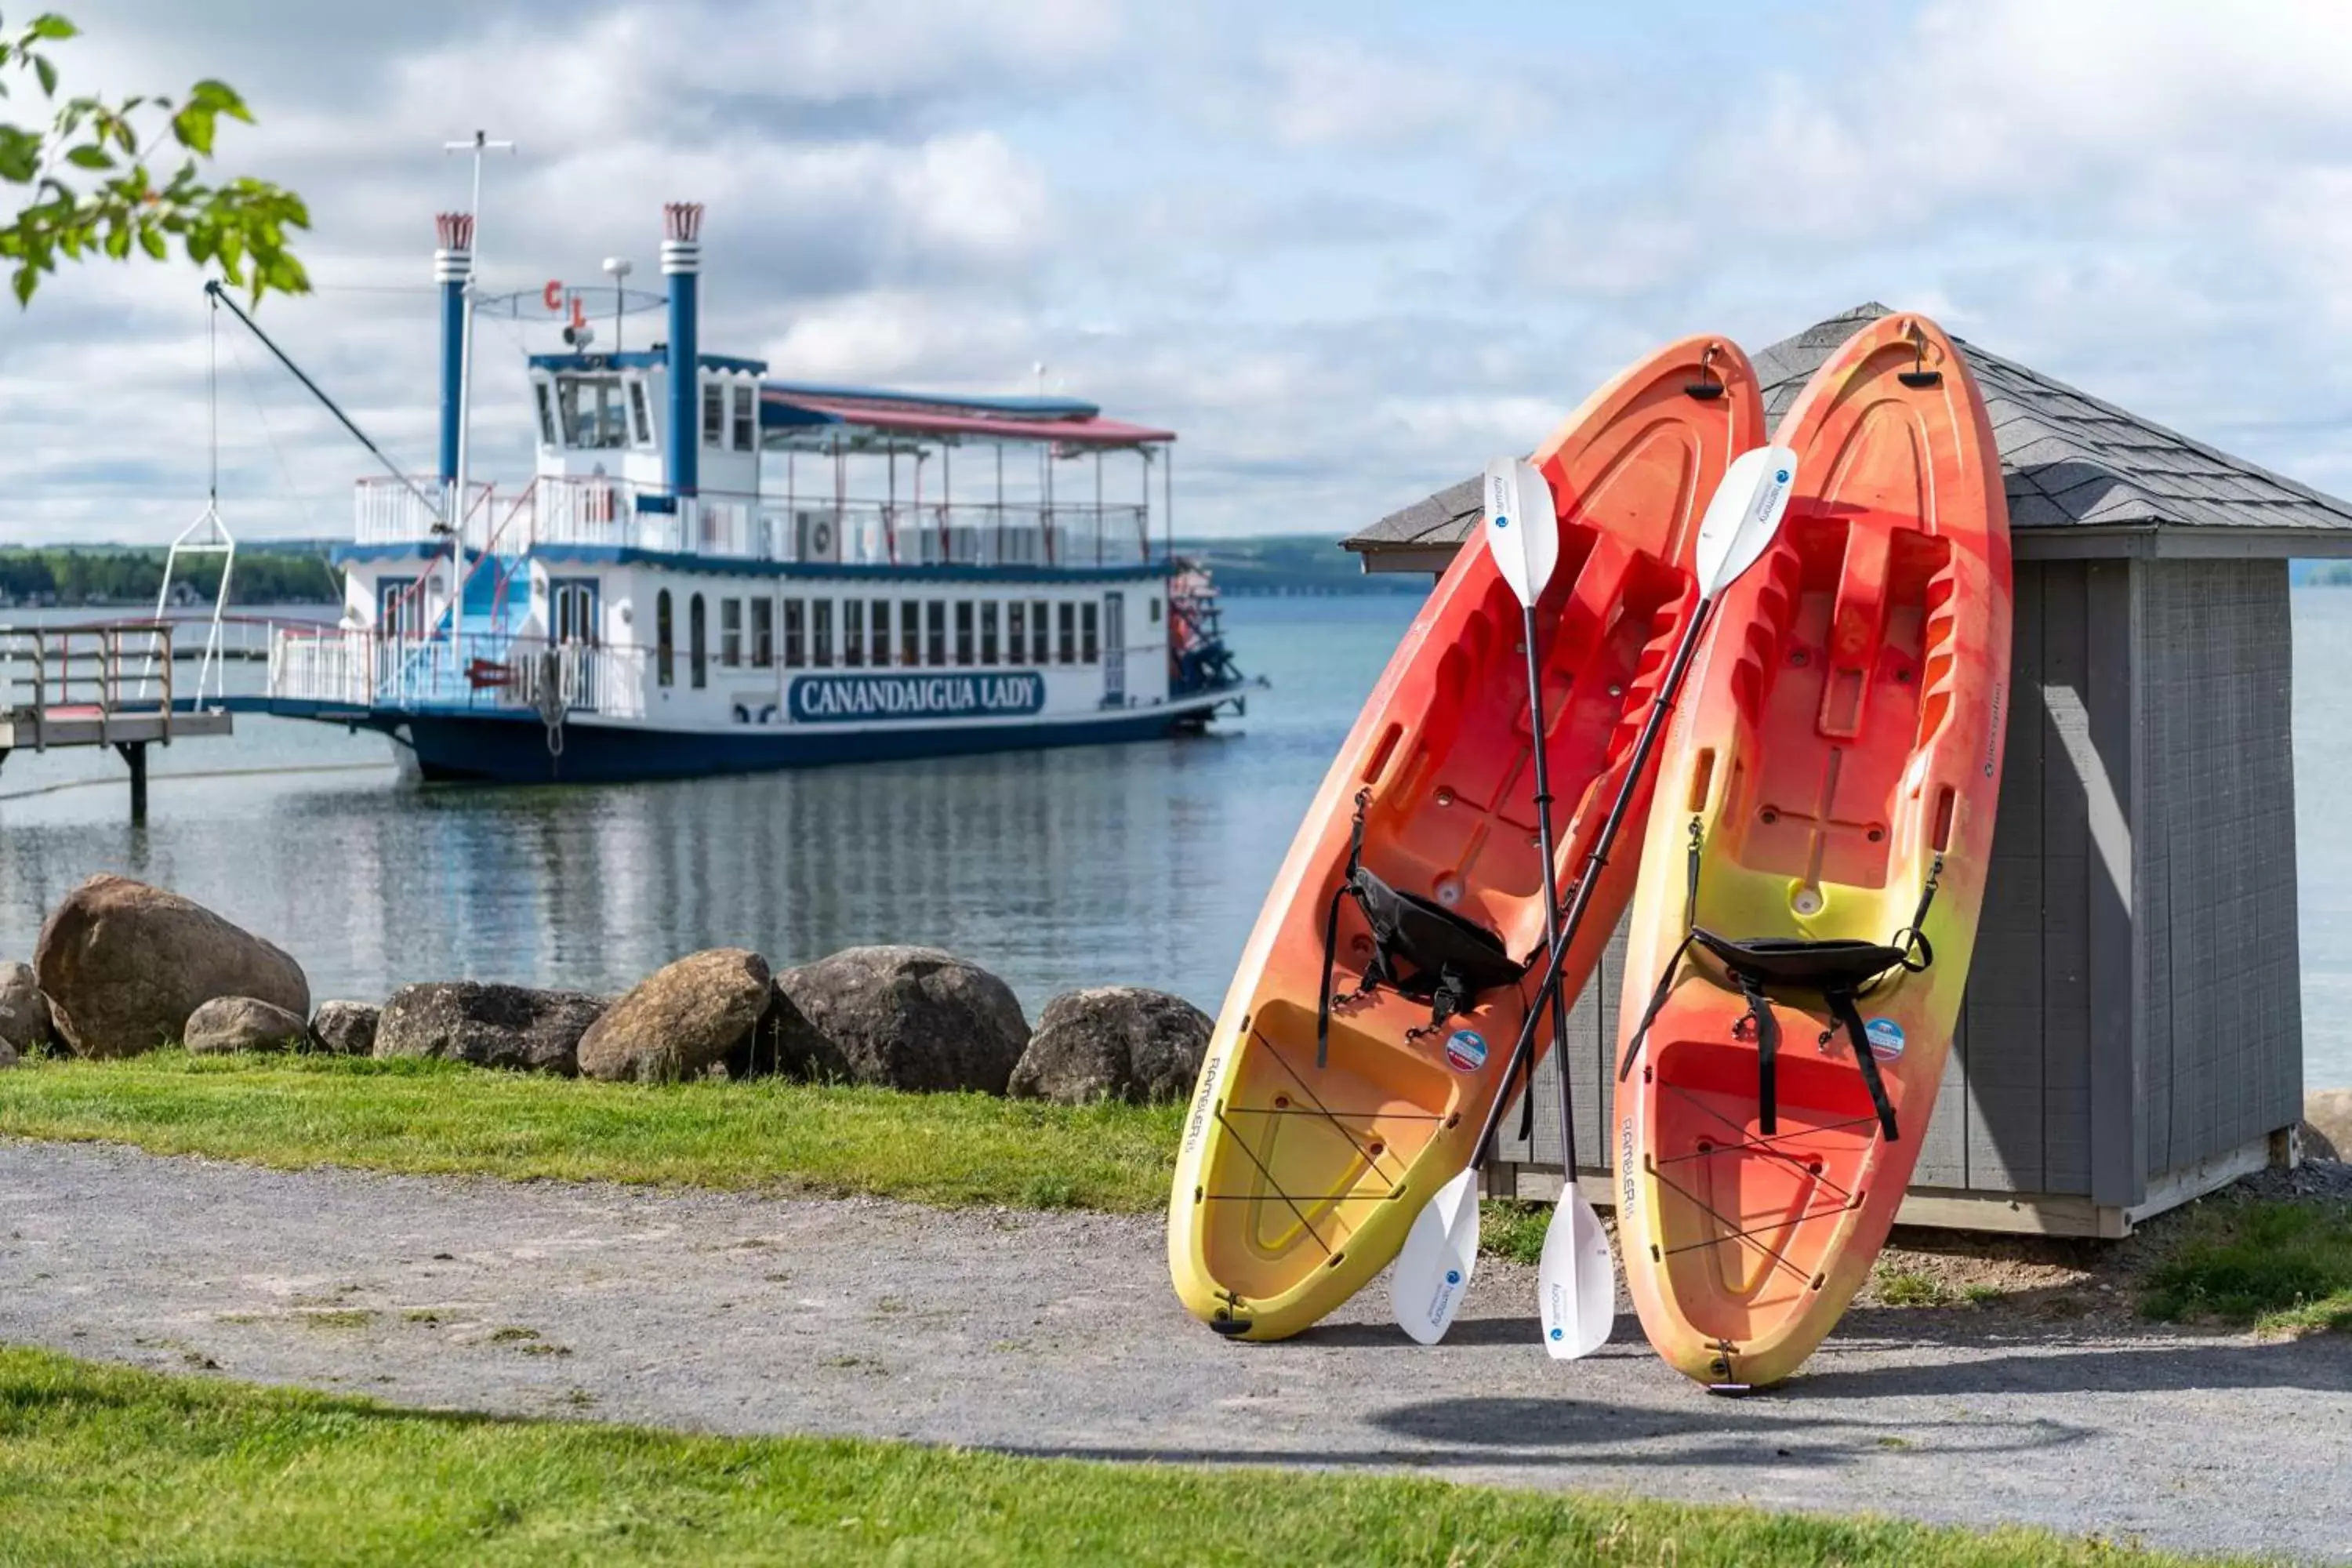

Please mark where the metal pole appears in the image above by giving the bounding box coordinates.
[444,129,516,666]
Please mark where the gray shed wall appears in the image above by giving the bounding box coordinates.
[1494,556,2304,1214]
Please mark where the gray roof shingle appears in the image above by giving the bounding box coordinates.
[1348,302,2352,557]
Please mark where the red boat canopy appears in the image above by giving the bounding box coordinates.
[762,387,1174,450]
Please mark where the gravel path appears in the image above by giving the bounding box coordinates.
[3,1140,2346,1563]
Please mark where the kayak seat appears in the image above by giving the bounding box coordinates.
[1316,790,1527,1069]
[1682,928,1926,1145]
[1687,932,1911,992]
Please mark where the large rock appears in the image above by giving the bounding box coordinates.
[309,1000,379,1058]
[2307,1088,2352,1162]
[183,996,313,1055]
[0,1037,18,1071]
[0,961,60,1055]
[1008,986,1214,1105]
[373,982,607,1075]
[34,876,309,1059]
[769,946,1029,1094]
[578,949,770,1083]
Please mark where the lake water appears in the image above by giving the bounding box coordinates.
[2,591,2348,1090]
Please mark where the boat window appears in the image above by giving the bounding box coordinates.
[927,601,946,666]
[534,383,558,448]
[980,601,999,666]
[378,577,420,640]
[690,593,708,688]
[869,601,891,668]
[1149,596,1161,624]
[557,378,583,447]
[955,602,975,666]
[656,590,674,687]
[702,383,725,448]
[731,385,756,452]
[813,600,835,668]
[1031,600,1051,664]
[1082,601,1099,665]
[900,599,920,667]
[557,376,629,450]
[1058,601,1076,665]
[844,600,866,667]
[720,598,742,667]
[752,598,775,669]
[628,379,652,446]
[1007,601,1025,663]
[784,598,806,669]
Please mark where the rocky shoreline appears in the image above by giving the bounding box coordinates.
[0,874,1210,1105]
[11,872,2352,1153]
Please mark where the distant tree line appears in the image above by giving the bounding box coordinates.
[0,546,336,604]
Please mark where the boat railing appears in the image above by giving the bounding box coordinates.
[353,477,495,550]
[266,623,649,723]
[352,473,1158,571]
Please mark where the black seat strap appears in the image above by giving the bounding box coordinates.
[1617,931,1694,1083]
[1823,987,1899,1142]
[1315,790,1374,1069]
[1736,970,1780,1136]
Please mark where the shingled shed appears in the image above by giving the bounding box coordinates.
[1345,303,2340,1235]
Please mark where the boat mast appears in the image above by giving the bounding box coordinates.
[443,129,515,652]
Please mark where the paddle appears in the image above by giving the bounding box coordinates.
[1391,443,1799,1348]
[1476,454,1608,1356]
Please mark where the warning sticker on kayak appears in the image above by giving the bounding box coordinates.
[1443,1029,1489,1073]
[1864,1017,1906,1062]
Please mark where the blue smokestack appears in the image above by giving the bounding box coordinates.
[433,212,474,488]
[662,202,703,498]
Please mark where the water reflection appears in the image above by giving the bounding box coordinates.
[0,598,1421,1014]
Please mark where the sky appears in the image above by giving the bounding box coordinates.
[7,0,2352,543]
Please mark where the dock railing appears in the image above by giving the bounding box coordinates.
[1,621,176,746]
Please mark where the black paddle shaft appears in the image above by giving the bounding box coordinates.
[1519,604,1576,1173]
[1469,594,1718,1163]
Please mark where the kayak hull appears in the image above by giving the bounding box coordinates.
[1170,337,1764,1341]
[1614,312,2012,1387]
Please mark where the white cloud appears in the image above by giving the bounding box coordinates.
[17,0,2352,545]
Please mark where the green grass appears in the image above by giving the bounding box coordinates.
[0,1052,1181,1214]
[0,1345,2226,1566]
[2140,1199,2352,1333]
[1479,1199,1552,1265]
[1874,1269,1952,1308]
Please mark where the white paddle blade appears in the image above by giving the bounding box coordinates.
[1392,1167,1481,1345]
[1482,456,1559,609]
[1693,445,1798,596]
[1536,1185,1616,1359]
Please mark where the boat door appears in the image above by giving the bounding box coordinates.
[1103,591,1125,705]
[549,578,600,711]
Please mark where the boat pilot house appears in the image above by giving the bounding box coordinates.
[1345,304,2331,1236]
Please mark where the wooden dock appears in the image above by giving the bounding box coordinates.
[0,621,237,818]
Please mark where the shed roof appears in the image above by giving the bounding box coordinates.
[1347,303,2352,568]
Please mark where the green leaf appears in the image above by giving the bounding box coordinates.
[103,223,128,260]
[189,79,253,125]
[0,126,38,183]
[137,222,165,261]
[65,143,114,170]
[34,54,56,96]
[12,263,37,307]
[171,102,216,155]
[28,15,80,42]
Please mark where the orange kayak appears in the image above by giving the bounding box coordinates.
[1169,336,1764,1341]
[1613,312,2013,1387]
